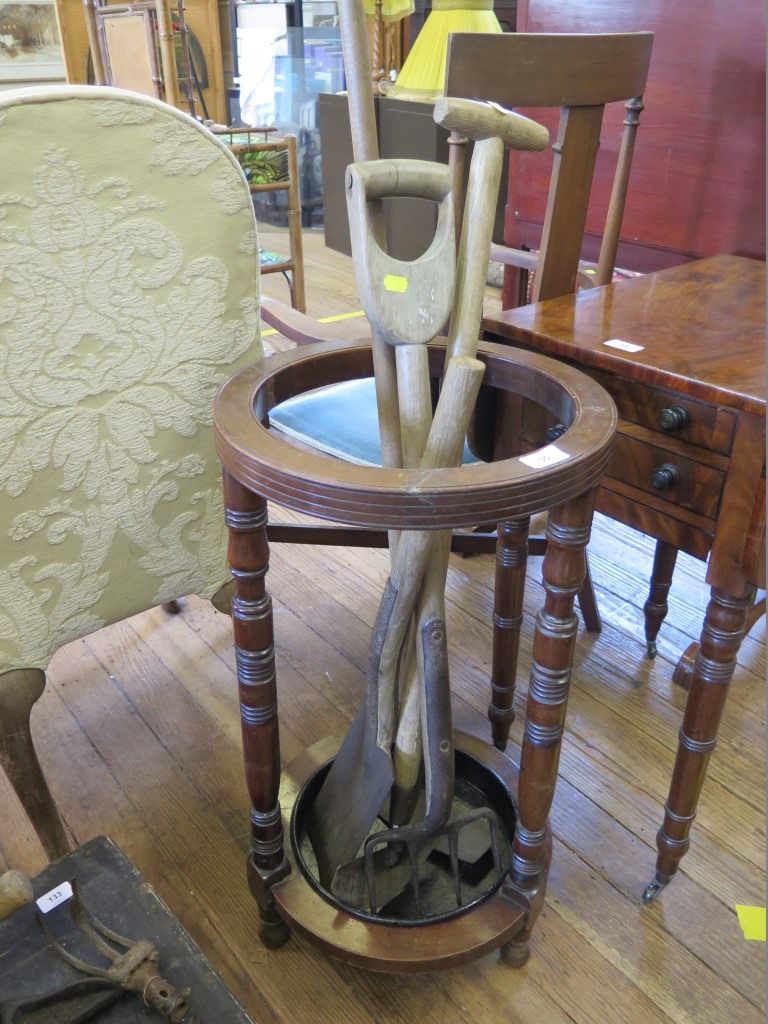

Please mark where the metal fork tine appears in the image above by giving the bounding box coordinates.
[35,910,113,978]
[487,814,504,883]
[349,806,506,919]
[447,830,462,905]
[70,880,134,949]
[408,841,422,917]
[364,838,379,913]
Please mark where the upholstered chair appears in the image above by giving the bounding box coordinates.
[0,85,263,859]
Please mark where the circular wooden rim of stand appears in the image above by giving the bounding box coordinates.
[270,731,551,973]
[214,338,617,529]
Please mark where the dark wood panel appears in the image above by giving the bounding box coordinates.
[510,0,766,268]
[608,432,724,519]
[594,483,714,559]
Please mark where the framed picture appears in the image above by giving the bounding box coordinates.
[0,0,65,81]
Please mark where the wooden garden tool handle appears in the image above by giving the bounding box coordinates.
[432,100,548,367]
[0,869,34,921]
[375,356,485,747]
[433,96,550,151]
[336,0,402,476]
[345,159,457,348]
[416,530,454,831]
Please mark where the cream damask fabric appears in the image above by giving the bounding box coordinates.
[0,86,263,672]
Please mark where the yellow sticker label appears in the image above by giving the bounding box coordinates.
[735,905,766,941]
[319,310,366,323]
[384,274,409,293]
[261,310,365,338]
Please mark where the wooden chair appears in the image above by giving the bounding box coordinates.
[83,0,197,116]
[0,85,264,860]
[444,32,653,308]
[213,127,307,313]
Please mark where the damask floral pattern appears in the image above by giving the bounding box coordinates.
[0,88,263,670]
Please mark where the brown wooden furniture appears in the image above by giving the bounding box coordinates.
[504,0,766,294]
[445,31,653,307]
[214,128,307,314]
[83,0,195,115]
[213,337,617,968]
[482,253,766,899]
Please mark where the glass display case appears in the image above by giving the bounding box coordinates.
[233,0,344,226]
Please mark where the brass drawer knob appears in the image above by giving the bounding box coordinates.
[659,405,689,431]
[651,463,679,490]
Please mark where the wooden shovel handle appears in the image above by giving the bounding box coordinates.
[376,357,485,746]
[346,159,457,348]
[433,97,549,152]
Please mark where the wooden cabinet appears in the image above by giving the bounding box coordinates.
[505,0,766,279]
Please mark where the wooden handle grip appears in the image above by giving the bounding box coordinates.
[346,158,455,203]
[433,97,549,152]
[0,870,34,921]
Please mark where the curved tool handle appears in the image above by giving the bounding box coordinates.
[347,159,455,202]
[375,357,485,747]
[346,159,457,346]
[433,97,549,151]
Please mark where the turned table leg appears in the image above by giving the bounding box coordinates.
[643,540,679,659]
[502,491,593,965]
[488,517,531,751]
[223,471,291,947]
[642,583,755,902]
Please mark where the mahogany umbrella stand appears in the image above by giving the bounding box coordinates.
[213,337,616,972]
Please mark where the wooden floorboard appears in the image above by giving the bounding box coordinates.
[2,229,764,1024]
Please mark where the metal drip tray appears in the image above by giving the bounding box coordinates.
[290,747,516,928]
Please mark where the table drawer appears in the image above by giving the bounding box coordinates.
[607,432,725,518]
[586,368,737,454]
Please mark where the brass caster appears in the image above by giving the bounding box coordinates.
[642,872,672,903]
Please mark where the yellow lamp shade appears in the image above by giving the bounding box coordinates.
[392,0,502,95]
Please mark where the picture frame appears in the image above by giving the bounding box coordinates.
[0,0,65,82]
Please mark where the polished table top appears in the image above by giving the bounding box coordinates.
[483,254,766,415]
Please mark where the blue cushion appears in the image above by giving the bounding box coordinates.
[269,377,480,467]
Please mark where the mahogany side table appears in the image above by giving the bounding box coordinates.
[482,254,766,900]
[213,338,616,969]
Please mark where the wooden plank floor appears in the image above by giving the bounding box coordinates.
[2,230,765,1023]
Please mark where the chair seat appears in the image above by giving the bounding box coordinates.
[269,377,481,467]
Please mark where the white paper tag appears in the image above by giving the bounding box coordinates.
[36,880,73,913]
[604,338,644,353]
[520,445,569,469]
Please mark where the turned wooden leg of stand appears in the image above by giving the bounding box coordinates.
[643,541,679,659]
[0,668,70,860]
[223,472,291,948]
[528,538,601,634]
[502,492,593,966]
[488,517,530,751]
[643,583,755,902]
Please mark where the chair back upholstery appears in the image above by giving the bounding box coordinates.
[0,86,263,673]
[445,32,654,302]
